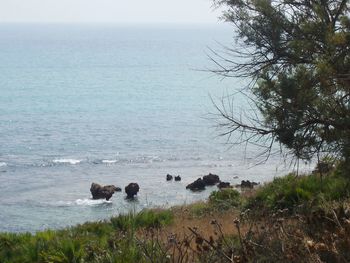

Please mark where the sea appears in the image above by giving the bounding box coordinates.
[0,24,307,232]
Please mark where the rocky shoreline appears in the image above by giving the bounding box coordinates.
[90,172,259,201]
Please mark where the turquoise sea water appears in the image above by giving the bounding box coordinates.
[0,24,297,232]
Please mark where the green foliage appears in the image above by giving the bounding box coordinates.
[134,210,173,228]
[186,189,242,217]
[209,188,242,210]
[39,239,84,263]
[214,0,350,165]
[188,202,213,217]
[71,221,114,237]
[111,210,173,231]
[250,172,350,210]
[0,209,173,263]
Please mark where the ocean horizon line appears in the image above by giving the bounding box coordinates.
[0,21,229,28]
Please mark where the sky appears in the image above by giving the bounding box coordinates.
[0,0,221,24]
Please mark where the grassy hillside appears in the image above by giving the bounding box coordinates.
[1,165,350,262]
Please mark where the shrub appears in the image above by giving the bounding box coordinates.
[111,210,173,231]
[0,209,174,263]
[209,188,242,210]
[135,210,173,228]
[71,221,114,237]
[250,172,350,210]
[188,202,212,217]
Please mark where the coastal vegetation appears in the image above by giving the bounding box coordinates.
[1,162,350,262]
[212,0,350,172]
[0,210,174,263]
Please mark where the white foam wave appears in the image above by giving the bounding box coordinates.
[0,162,7,167]
[102,160,118,164]
[53,159,81,165]
[55,200,73,206]
[55,199,112,207]
[75,198,112,206]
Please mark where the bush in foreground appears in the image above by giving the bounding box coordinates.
[249,170,350,211]
[0,209,173,263]
[187,188,242,217]
[111,210,173,232]
[209,188,242,210]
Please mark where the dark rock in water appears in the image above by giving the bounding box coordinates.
[217,181,232,189]
[186,178,206,191]
[202,173,220,186]
[233,176,239,179]
[236,180,259,189]
[90,183,121,201]
[166,174,173,181]
[125,183,140,198]
[174,175,181,181]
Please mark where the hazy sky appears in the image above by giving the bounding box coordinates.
[0,0,221,24]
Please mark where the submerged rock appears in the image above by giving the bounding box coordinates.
[90,183,121,201]
[217,181,232,189]
[166,174,173,181]
[186,178,206,191]
[125,183,140,198]
[174,175,181,181]
[202,173,220,186]
[236,180,259,189]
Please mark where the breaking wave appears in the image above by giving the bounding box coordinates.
[101,159,118,164]
[75,198,112,206]
[52,159,82,165]
[55,198,112,206]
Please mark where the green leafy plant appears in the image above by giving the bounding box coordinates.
[209,188,242,210]
[250,172,350,210]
